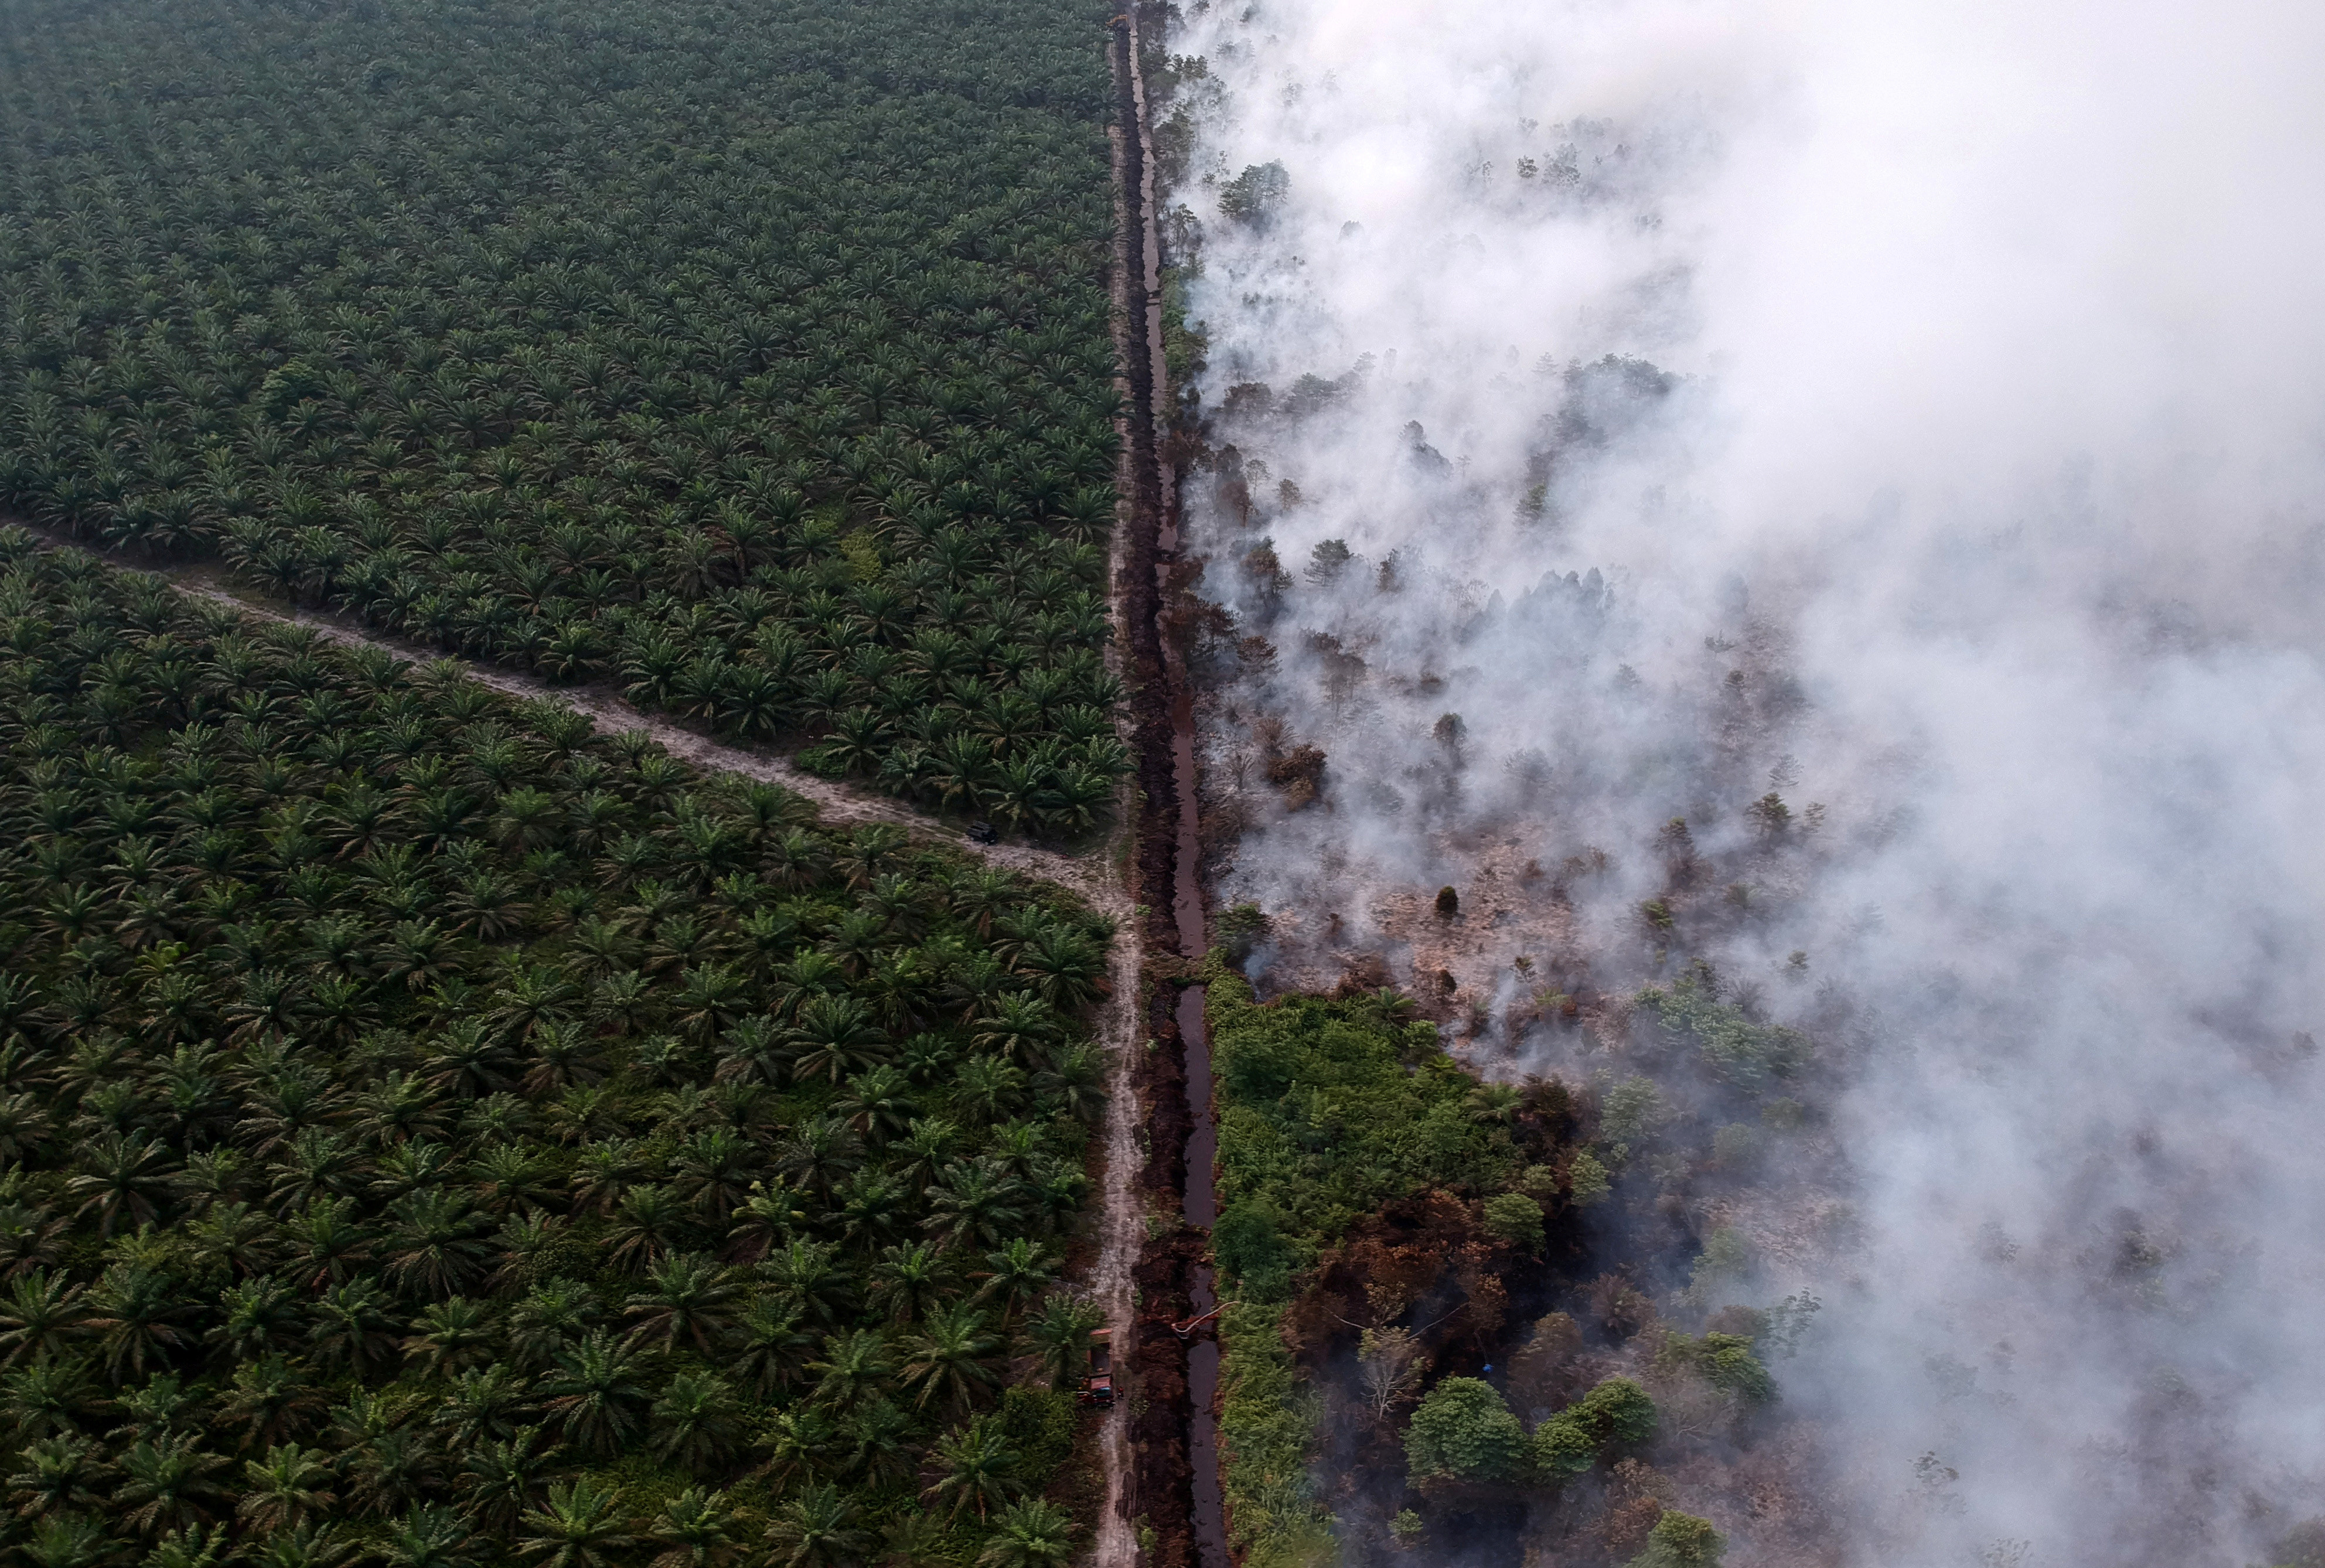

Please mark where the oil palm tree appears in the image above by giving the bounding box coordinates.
[923,1418,1019,1522]
[5,1433,111,1519]
[924,1158,1028,1248]
[64,1131,178,1237]
[517,1477,636,1568]
[117,1432,230,1536]
[622,1253,740,1355]
[789,997,888,1083]
[763,1483,867,1568]
[647,1487,744,1568]
[236,1442,335,1533]
[976,1501,1078,1568]
[806,1327,892,1412]
[538,1332,649,1457]
[731,1298,816,1399]
[605,1185,693,1276]
[379,1504,475,1568]
[454,1424,554,1533]
[973,1238,1057,1323]
[84,1263,197,1382]
[970,993,1061,1071]
[0,537,1117,1551]
[648,1372,741,1472]
[1024,1294,1105,1391]
[0,1272,88,1366]
[898,1303,1001,1416]
[401,1297,497,1377]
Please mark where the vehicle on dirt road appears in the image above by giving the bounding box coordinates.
[1080,1327,1115,1406]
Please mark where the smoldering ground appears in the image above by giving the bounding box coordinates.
[1161,0,2325,1561]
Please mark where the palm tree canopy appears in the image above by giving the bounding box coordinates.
[0,0,1150,1502]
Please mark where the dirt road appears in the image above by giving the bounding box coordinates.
[16,530,1127,921]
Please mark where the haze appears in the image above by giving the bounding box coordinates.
[1172,0,2325,1559]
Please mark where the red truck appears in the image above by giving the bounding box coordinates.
[1078,1328,1114,1407]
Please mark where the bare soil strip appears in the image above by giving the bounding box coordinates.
[1091,97,1151,1568]
[13,526,1123,915]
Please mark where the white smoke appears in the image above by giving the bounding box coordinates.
[1167,0,2325,1560]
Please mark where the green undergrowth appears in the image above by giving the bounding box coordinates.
[1201,954,1515,1298]
[1199,957,1526,1566]
[1215,1303,1332,1568]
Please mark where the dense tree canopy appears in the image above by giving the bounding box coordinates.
[0,0,1126,834]
[0,533,1112,1562]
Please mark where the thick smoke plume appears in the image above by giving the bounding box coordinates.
[1165,0,2325,1560]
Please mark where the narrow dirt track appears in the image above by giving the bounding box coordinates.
[15,528,1127,920]
[1096,6,1197,1565]
[1091,90,1151,1568]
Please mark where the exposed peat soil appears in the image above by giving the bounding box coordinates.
[1107,5,1231,1566]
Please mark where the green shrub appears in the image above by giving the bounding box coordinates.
[2271,1518,2325,1568]
[1481,1192,1546,1252]
[1532,1412,1599,1478]
[1218,903,1272,962]
[1601,1078,1663,1141]
[1219,161,1291,227]
[1404,1378,1528,1485]
[1203,957,1515,1246]
[1658,1333,1775,1405]
[1686,1228,1753,1302]
[1625,1510,1724,1568]
[1213,1201,1297,1301]
[1574,1377,1659,1445]
[1710,1123,1764,1168]
[1636,977,1808,1086]
[1568,1149,1613,1205]
[1220,1030,1305,1104]
[1530,1375,1660,1481]
[1202,955,1532,1554]
[995,1385,1079,1490]
[1702,1335,1775,1402]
